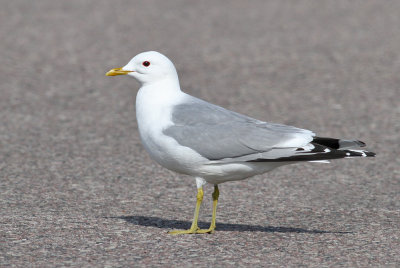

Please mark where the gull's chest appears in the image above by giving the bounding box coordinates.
[134,88,204,173]
[135,91,173,151]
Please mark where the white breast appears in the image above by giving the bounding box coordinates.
[135,83,207,175]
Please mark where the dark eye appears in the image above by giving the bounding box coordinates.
[142,61,150,67]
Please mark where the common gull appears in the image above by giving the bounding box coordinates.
[106,51,375,234]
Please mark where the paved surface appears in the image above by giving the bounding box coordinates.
[1,0,399,267]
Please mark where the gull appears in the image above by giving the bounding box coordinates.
[106,51,375,234]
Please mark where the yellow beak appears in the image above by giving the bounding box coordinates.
[105,67,134,76]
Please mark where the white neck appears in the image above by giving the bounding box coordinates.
[137,77,182,105]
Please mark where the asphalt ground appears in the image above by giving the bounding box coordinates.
[1,1,399,267]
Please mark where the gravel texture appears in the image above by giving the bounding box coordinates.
[1,0,399,267]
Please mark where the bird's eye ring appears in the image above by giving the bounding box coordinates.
[142,61,150,67]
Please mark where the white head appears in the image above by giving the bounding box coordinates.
[106,51,179,85]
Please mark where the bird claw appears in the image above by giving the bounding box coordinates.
[168,227,215,235]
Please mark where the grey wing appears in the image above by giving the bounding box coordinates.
[163,96,315,161]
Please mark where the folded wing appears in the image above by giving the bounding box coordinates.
[164,96,315,161]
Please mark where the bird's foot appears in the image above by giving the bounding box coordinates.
[168,226,215,235]
[195,227,215,234]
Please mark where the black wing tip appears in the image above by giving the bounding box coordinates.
[355,140,367,147]
[345,150,376,158]
[313,137,368,149]
[312,137,340,149]
[366,151,376,157]
[247,147,376,163]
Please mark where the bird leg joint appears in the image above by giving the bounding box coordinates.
[196,188,204,202]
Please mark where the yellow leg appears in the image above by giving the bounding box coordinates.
[197,185,219,234]
[168,185,220,234]
[168,187,204,234]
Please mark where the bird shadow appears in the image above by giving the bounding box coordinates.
[107,215,352,234]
